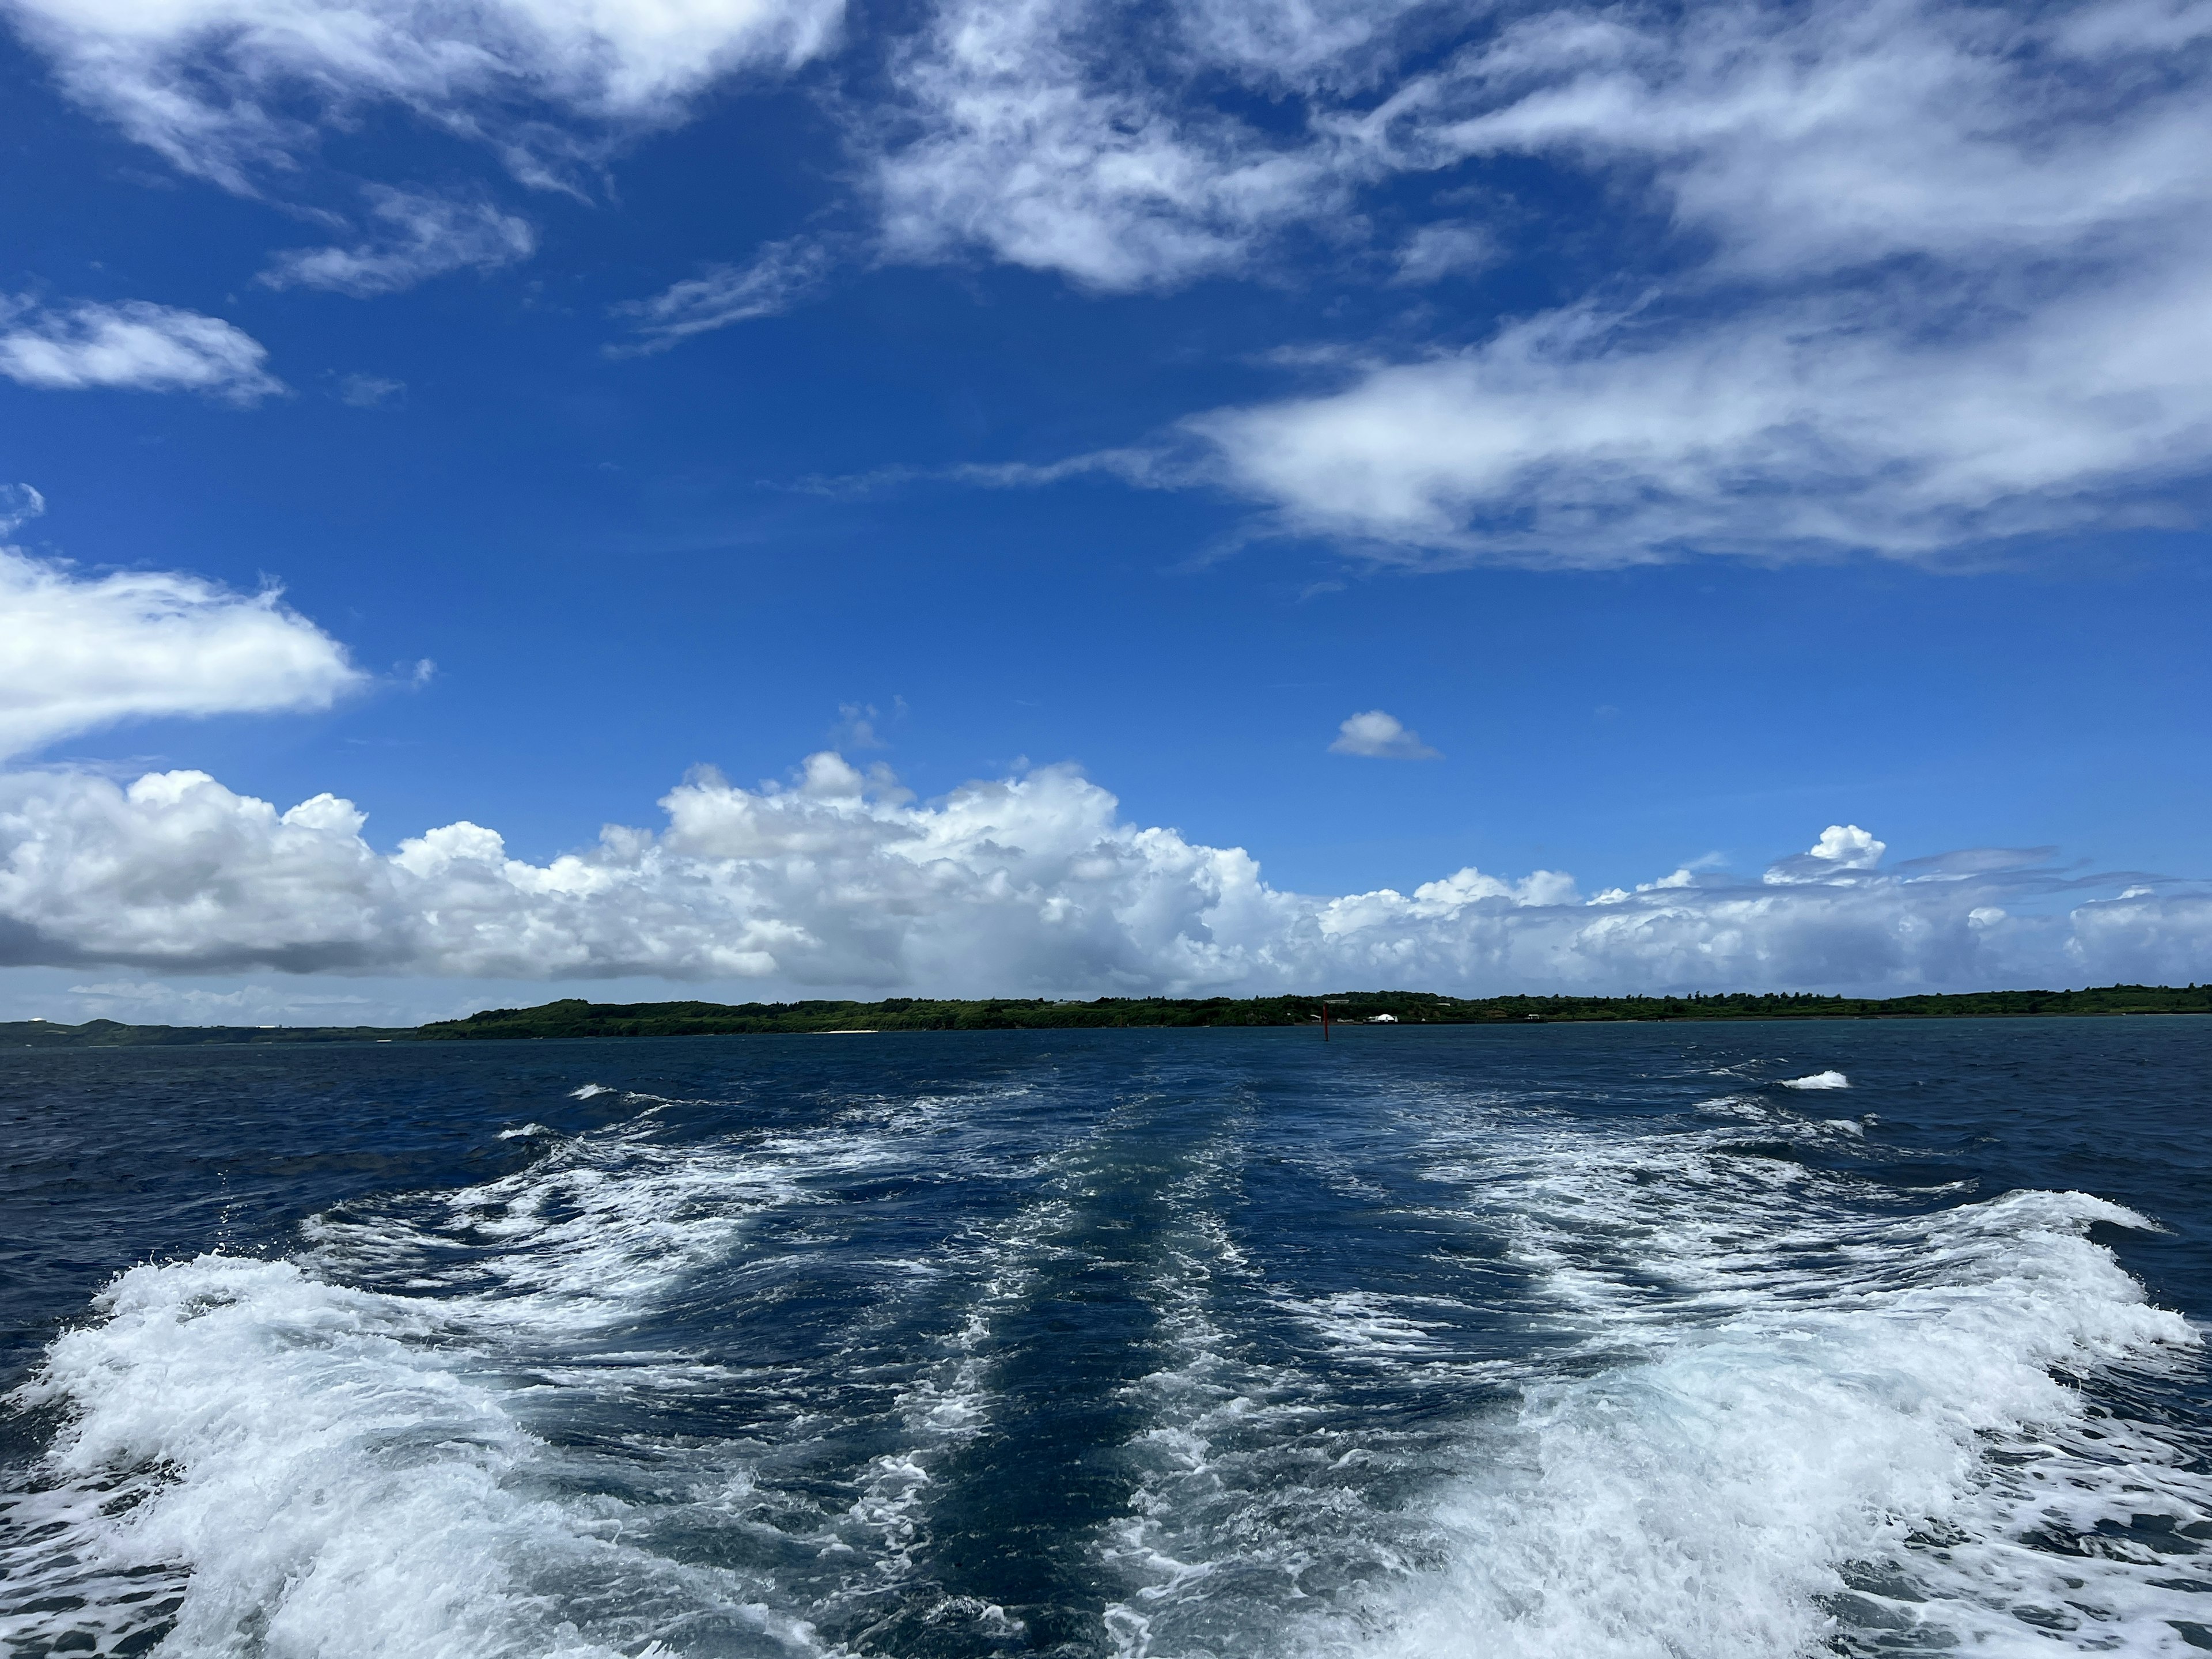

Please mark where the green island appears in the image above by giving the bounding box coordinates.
[3,983,2207,1047]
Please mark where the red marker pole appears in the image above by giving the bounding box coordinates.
[1322,1000,1330,1041]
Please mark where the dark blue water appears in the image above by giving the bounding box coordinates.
[3,1020,2209,1658]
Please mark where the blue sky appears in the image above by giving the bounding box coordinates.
[0,0,2207,1023]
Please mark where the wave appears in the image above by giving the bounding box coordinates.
[1103,1090,2209,1659]
[5,1069,2206,1659]
[0,1084,1052,1658]
[1376,1190,2205,1658]
[1780,1069,1850,1089]
[2,1255,816,1659]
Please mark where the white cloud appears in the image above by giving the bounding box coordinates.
[1808,825,1884,869]
[1185,232,2212,565]
[63,977,385,1025]
[1329,709,1438,759]
[0,298,282,403]
[1764,824,1888,884]
[870,0,2212,296]
[1392,221,1492,285]
[0,753,2200,995]
[1177,0,2212,561]
[337,373,405,407]
[261,187,535,296]
[1380,0,2212,285]
[851,0,2212,562]
[14,0,2212,558]
[869,0,1371,290]
[612,235,838,351]
[0,520,362,760]
[3,0,847,190]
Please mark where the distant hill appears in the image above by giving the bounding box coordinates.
[7,984,2203,1048]
[0,1017,405,1048]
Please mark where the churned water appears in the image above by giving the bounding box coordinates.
[2,1019,2209,1659]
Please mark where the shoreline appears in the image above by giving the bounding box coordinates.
[6,983,2208,1047]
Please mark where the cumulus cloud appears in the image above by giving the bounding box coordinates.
[0,753,2200,994]
[1798,825,1886,873]
[0,298,282,403]
[0,520,362,760]
[1329,710,1438,759]
[611,235,839,352]
[2,0,847,190]
[260,187,535,296]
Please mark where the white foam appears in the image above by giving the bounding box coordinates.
[3,1255,820,1659]
[1101,1088,2212,1659]
[1693,1093,1774,1121]
[1781,1069,1851,1089]
[571,1082,615,1099]
[1354,1087,2212,1659]
[300,1104,925,1332]
[0,1081,1080,1658]
[1359,1189,2207,1657]
[1275,1289,1453,1357]
[12,1075,2206,1659]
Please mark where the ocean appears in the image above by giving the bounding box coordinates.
[2,1018,2208,1659]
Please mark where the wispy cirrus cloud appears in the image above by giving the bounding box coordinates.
[1,0,848,191]
[1181,265,2212,565]
[16,0,2212,570]
[0,297,282,403]
[868,0,1426,290]
[611,235,842,352]
[336,374,406,408]
[1169,0,2212,564]
[853,0,2212,566]
[261,187,536,297]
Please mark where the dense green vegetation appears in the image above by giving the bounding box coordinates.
[5,984,2205,1048]
[413,985,2212,1039]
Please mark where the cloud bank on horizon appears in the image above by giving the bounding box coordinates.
[0,517,2199,1004]
[0,753,2200,999]
[6,0,2212,566]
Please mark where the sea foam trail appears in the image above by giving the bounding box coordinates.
[0,1088,1041,1659]
[3,1256,816,1659]
[6,1055,2208,1659]
[300,1087,923,1330]
[1366,1088,2212,1659]
[1100,1084,2210,1659]
[1373,1192,2206,1659]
